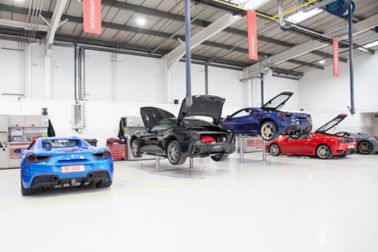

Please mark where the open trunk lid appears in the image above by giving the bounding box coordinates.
[178,95,225,125]
[262,91,293,111]
[316,113,347,133]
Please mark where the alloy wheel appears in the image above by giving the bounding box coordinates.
[261,123,275,140]
[269,144,280,156]
[358,142,372,154]
[317,145,330,159]
[167,142,179,163]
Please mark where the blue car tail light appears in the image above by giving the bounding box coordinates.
[92,151,112,159]
[26,153,51,163]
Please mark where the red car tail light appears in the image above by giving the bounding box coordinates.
[375,136,378,141]
[26,153,50,163]
[93,151,112,159]
[201,135,216,144]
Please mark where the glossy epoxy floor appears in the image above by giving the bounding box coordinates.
[0,153,377,252]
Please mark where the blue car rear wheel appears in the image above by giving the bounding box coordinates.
[260,121,279,141]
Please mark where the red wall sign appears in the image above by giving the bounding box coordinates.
[333,37,339,77]
[83,0,102,35]
[247,9,258,61]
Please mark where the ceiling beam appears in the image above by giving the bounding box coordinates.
[101,1,343,63]
[166,13,240,68]
[0,3,322,70]
[244,14,378,79]
[0,25,306,78]
[0,18,49,32]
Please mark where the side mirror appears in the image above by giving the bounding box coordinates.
[14,148,22,155]
[226,115,231,120]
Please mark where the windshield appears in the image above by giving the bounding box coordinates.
[262,92,293,110]
[42,139,82,150]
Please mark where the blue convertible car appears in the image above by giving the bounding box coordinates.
[18,137,113,195]
[221,92,312,141]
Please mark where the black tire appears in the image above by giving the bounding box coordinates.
[269,144,281,156]
[21,182,35,196]
[316,144,331,159]
[166,140,186,165]
[260,121,279,141]
[130,138,142,158]
[96,180,113,188]
[357,141,373,155]
[211,154,229,162]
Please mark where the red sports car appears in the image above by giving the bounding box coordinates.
[267,114,357,159]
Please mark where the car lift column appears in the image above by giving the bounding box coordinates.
[260,73,267,162]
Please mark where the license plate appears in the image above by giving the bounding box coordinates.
[348,144,355,148]
[61,165,85,173]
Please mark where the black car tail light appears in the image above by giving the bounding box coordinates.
[26,153,50,163]
[201,135,216,144]
[93,151,112,159]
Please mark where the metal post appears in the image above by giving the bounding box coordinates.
[348,4,355,115]
[184,0,192,107]
[262,140,266,161]
[189,157,193,174]
[155,157,160,172]
[239,135,244,163]
[205,63,209,95]
[260,73,264,106]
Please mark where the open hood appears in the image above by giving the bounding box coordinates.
[178,95,225,124]
[316,114,348,133]
[140,107,175,130]
[262,91,293,110]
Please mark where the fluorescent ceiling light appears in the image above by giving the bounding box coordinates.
[136,16,146,26]
[242,0,271,10]
[287,8,323,24]
[319,59,326,64]
[364,40,378,48]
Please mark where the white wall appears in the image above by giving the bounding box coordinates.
[0,38,308,145]
[298,53,378,133]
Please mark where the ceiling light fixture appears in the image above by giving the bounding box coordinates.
[242,0,272,10]
[287,8,323,24]
[319,59,326,64]
[136,16,146,26]
[363,40,378,48]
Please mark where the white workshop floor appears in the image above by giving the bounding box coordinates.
[0,153,377,252]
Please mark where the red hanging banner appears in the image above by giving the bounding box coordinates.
[247,9,258,61]
[83,0,102,35]
[333,37,339,77]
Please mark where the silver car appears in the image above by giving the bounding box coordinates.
[336,132,378,154]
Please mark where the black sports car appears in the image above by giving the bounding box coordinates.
[130,95,235,165]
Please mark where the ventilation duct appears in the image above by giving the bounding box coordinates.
[325,0,355,18]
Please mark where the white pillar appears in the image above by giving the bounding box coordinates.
[44,56,52,99]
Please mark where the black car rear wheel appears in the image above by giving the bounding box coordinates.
[130,138,142,158]
[269,144,281,156]
[260,121,278,141]
[96,180,113,188]
[21,182,36,196]
[316,144,331,159]
[211,154,229,162]
[358,141,373,155]
[166,140,186,165]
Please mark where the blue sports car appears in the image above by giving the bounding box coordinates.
[221,92,312,141]
[17,137,113,195]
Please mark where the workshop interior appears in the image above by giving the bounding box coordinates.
[0,0,377,251]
